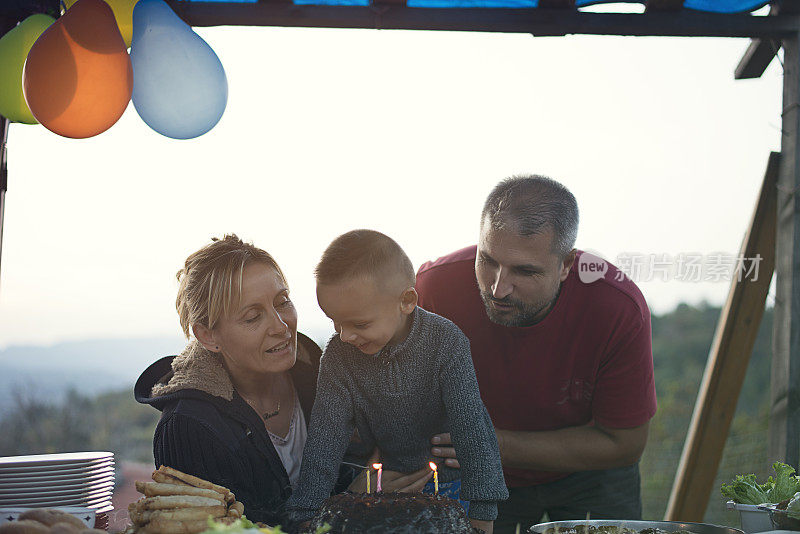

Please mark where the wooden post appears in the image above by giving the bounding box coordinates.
[664,152,779,521]
[769,31,800,471]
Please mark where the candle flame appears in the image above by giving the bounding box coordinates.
[429,462,437,471]
[372,463,382,469]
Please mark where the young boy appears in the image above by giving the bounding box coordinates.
[285,229,507,533]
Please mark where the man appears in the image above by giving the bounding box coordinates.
[418,175,656,533]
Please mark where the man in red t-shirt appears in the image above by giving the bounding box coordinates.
[418,175,656,533]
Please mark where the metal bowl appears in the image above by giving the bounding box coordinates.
[529,520,745,534]
[764,506,800,531]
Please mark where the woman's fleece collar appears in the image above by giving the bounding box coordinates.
[150,337,315,401]
[151,340,235,401]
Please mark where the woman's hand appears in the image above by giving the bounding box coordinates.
[470,519,493,533]
[380,466,433,492]
[431,433,461,469]
[347,447,433,493]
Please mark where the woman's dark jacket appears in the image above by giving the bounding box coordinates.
[134,333,334,526]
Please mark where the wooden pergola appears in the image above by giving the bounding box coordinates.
[1,0,798,522]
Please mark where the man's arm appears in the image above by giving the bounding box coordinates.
[497,421,649,471]
[432,421,649,472]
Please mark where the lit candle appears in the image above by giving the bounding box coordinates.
[365,467,371,493]
[429,462,438,494]
[372,463,383,492]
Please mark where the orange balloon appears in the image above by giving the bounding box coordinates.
[23,0,133,138]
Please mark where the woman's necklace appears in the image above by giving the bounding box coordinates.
[263,400,281,420]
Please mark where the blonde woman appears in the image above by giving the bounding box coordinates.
[135,235,430,526]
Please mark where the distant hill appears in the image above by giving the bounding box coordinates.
[0,337,185,410]
[0,328,334,411]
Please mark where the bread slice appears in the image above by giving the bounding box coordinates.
[18,511,84,529]
[135,495,223,510]
[129,506,227,525]
[153,467,234,504]
[226,502,244,518]
[135,481,226,502]
[0,520,51,534]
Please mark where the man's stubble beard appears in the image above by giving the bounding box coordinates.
[479,287,561,328]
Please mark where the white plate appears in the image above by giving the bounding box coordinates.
[4,502,113,514]
[0,507,96,527]
[91,503,114,513]
[0,481,115,498]
[0,461,114,478]
[0,458,114,476]
[0,469,115,487]
[0,453,113,469]
[0,491,112,506]
[0,478,114,494]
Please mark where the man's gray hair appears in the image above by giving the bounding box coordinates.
[481,174,579,257]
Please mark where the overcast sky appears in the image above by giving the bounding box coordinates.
[0,7,784,348]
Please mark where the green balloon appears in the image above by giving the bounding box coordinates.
[0,14,55,124]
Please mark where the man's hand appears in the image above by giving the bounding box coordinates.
[431,433,461,469]
[470,519,493,533]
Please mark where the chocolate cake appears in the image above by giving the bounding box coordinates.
[307,492,481,533]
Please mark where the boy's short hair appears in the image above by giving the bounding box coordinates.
[315,229,415,291]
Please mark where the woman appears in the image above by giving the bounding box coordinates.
[135,235,430,526]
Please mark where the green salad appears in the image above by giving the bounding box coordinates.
[201,517,331,534]
[721,461,800,505]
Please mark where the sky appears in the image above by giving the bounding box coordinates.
[0,4,785,348]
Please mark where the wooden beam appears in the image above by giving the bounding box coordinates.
[645,0,684,12]
[735,38,780,80]
[734,3,800,80]
[170,3,800,38]
[769,30,800,472]
[665,152,779,522]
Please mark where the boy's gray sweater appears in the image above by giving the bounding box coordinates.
[285,306,508,522]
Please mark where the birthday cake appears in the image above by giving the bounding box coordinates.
[306,492,481,533]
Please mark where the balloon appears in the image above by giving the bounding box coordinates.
[0,14,55,124]
[64,0,138,48]
[130,0,227,140]
[23,0,133,139]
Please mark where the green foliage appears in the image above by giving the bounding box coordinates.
[0,386,160,463]
[641,303,773,526]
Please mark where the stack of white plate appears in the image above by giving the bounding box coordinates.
[0,452,115,513]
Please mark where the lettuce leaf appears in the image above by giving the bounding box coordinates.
[721,462,800,505]
[767,462,800,503]
[200,518,330,534]
[202,517,264,533]
[721,473,770,505]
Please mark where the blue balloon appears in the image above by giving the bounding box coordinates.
[130,0,227,139]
